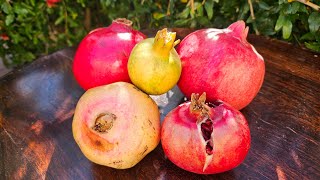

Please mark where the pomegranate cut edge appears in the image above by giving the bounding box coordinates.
[197,115,214,172]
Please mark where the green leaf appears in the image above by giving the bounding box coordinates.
[190,19,197,28]
[197,16,210,26]
[298,4,308,13]
[308,12,320,33]
[258,2,270,10]
[195,2,203,17]
[304,42,320,52]
[238,3,249,20]
[291,2,300,14]
[174,19,190,26]
[282,19,292,39]
[177,7,190,19]
[5,14,14,26]
[55,16,64,25]
[1,2,12,14]
[25,52,36,62]
[275,14,285,31]
[153,12,166,20]
[29,0,35,7]
[14,5,29,15]
[204,0,214,20]
[300,32,315,41]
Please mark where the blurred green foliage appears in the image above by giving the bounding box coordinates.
[1,0,319,68]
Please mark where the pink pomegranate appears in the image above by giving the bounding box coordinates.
[161,93,250,174]
[73,18,146,90]
[72,82,160,169]
[177,21,265,110]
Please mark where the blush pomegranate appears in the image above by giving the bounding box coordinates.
[72,82,160,169]
[161,93,250,174]
[73,18,146,90]
[177,20,265,110]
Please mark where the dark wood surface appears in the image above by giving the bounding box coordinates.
[0,30,319,179]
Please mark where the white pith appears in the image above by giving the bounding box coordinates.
[250,44,264,61]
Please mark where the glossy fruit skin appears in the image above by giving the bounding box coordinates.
[73,19,146,90]
[177,20,265,110]
[72,82,160,169]
[161,94,250,174]
[128,29,181,95]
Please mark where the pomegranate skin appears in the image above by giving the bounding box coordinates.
[161,94,250,174]
[72,82,160,169]
[73,18,146,90]
[177,20,265,110]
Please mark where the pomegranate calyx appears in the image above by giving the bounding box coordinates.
[92,112,116,133]
[190,93,210,120]
[153,28,180,57]
[227,20,249,43]
[109,18,133,32]
[112,18,133,27]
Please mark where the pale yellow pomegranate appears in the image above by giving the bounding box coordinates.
[72,82,160,169]
[128,28,181,95]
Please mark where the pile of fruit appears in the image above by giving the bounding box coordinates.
[72,18,265,174]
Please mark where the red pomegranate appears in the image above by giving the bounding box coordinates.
[177,21,265,110]
[46,0,60,7]
[161,93,250,174]
[73,18,146,90]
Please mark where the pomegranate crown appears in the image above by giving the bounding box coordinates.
[227,20,249,43]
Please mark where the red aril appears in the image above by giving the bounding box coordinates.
[177,20,265,110]
[161,93,250,174]
[73,18,146,90]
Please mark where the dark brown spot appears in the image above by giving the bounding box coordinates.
[95,140,102,147]
[111,160,123,164]
[141,145,148,155]
[92,112,116,133]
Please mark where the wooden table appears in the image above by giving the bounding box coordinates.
[0,30,319,179]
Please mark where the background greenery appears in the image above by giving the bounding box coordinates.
[1,0,319,68]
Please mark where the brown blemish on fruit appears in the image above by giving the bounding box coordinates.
[92,112,116,133]
[140,145,148,155]
[82,123,115,152]
[95,140,102,147]
[112,160,124,164]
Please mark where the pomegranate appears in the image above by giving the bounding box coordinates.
[161,93,250,174]
[46,0,60,7]
[72,82,160,169]
[128,28,181,95]
[73,18,146,90]
[177,20,265,110]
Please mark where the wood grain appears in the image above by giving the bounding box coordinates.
[0,31,319,179]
